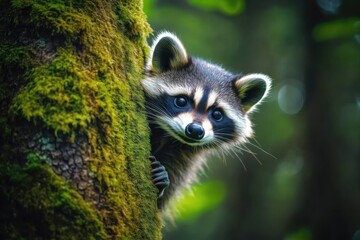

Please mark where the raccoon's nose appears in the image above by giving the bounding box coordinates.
[185,123,205,140]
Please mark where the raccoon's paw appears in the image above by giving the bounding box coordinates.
[150,156,170,198]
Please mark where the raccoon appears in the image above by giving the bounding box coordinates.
[141,32,271,209]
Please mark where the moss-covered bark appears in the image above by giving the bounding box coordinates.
[0,0,161,239]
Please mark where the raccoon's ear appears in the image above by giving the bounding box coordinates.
[147,32,189,73]
[233,73,271,113]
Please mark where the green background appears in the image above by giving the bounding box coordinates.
[144,0,360,239]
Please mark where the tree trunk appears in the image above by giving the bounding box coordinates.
[0,0,161,239]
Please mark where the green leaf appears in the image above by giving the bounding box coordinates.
[284,228,313,240]
[174,180,226,222]
[313,18,360,41]
[187,0,245,15]
[143,0,157,17]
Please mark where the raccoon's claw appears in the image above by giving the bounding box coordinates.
[150,156,170,198]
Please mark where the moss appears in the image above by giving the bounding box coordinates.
[1,0,161,239]
[11,48,100,134]
[113,0,152,40]
[9,0,89,38]
[0,153,107,239]
[0,43,37,149]
[0,44,35,68]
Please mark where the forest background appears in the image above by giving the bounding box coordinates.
[144,0,360,239]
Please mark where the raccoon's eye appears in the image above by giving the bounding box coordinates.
[211,109,223,121]
[174,96,188,108]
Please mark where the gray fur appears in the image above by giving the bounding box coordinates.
[142,32,271,211]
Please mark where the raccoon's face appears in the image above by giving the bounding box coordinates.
[145,86,238,146]
[142,32,271,147]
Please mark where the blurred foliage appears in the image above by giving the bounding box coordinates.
[143,0,156,18]
[313,17,360,41]
[144,0,360,239]
[187,0,245,15]
[144,6,241,69]
[284,228,313,240]
[174,180,226,222]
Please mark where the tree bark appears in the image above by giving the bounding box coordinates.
[0,0,161,239]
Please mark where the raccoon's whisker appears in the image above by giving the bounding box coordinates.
[227,143,262,166]
[211,137,250,170]
[247,140,277,159]
[212,139,236,166]
[252,137,263,148]
[240,144,261,166]
[230,147,247,171]
[146,102,174,118]
[145,104,165,113]
[215,135,253,156]
[146,109,164,116]
[212,141,227,164]
[145,106,168,117]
